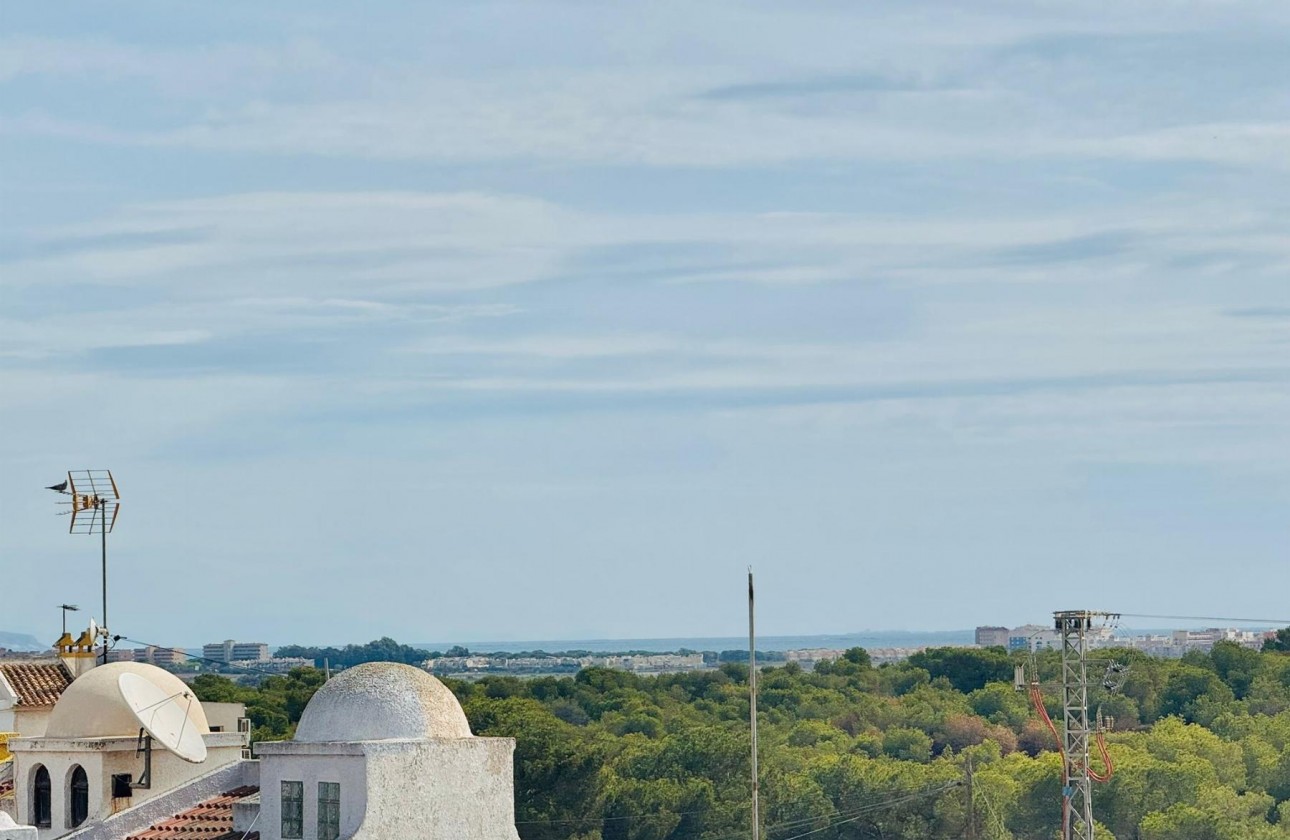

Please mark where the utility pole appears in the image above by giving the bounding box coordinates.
[1054,609,1118,840]
[964,755,976,840]
[748,569,760,840]
[101,508,108,664]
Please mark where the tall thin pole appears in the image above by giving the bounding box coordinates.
[101,504,108,665]
[965,755,976,840]
[1056,610,1094,840]
[748,569,759,840]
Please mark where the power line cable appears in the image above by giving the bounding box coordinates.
[771,783,961,840]
[117,636,297,679]
[513,780,958,831]
[1116,613,1290,625]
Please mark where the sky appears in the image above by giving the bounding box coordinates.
[2,2,1288,648]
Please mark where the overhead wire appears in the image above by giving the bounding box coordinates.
[512,780,959,833]
[117,636,303,680]
[976,785,1009,839]
[1116,613,1290,625]
[771,783,961,840]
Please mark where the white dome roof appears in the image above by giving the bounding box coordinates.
[295,663,471,743]
[46,662,210,739]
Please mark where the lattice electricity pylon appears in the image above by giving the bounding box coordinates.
[56,470,121,535]
[1054,609,1119,840]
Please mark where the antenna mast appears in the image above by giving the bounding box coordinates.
[50,469,121,663]
[748,569,760,840]
[1054,609,1118,840]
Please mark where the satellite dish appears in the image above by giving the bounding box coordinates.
[117,673,207,763]
[88,618,100,640]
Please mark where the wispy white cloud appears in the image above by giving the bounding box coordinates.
[5,4,1290,169]
[2,2,1289,640]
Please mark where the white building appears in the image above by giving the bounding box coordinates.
[202,642,270,664]
[6,663,247,839]
[974,627,1010,648]
[255,663,519,840]
[2,661,519,840]
[1009,624,1060,652]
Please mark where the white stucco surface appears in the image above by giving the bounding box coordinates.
[0,809,39,839]
[355,740,519,840]
[61,759,257,840]
[294,664,470,743]
[255,739,519,840]
[44,665,208,740]
[8,734,245,840]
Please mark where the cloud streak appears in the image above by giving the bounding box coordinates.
[1,2,1288,642]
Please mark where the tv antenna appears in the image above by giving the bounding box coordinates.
[118,672,207,787]
[49,470,120,664]
[58,604,80,637]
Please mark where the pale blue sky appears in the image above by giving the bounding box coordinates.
[2,2,1288,647]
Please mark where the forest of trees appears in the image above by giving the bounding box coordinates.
[274,636,434,668]
[193,638,1290,840]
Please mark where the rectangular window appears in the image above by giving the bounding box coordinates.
[280,781,303,839]
[318,781,340,840]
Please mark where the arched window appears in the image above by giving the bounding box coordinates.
[69,765,89,827]
[32,765,51,828]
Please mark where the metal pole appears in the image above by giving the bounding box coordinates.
[1057,610,1094,840]
[101,504,108,665]
[748,569,759,840]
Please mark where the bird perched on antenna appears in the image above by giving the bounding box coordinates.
[47,480,68,493]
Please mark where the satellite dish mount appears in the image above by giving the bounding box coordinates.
[134,731,153,790]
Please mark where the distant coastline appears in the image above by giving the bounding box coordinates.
[408,630,976,654]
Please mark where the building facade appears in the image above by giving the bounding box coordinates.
[201,642,270,664]
[974,626,1010,648]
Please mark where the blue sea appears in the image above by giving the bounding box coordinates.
[410,631,975,655]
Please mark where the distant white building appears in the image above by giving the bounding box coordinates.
[134,647,188,668]
[1009,624,1060,652]
[202,641,270,664]
[974,627,1010,648]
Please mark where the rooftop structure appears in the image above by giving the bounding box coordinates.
[7,662,247,838]
[2,661,517,840]
[126,786,259,840]
[0,664,74,740]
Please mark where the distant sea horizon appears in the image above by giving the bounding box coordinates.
[407,630,977,655]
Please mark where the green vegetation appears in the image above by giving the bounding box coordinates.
[274,636,434,669]
[193,637,1290,840]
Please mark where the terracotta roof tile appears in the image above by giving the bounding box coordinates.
[0,662,72,707]
[127,786,259,840]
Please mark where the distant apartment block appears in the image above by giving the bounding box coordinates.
[1008,624,1060,652]
[784,648,844,665]
[975,626,1010,648]
[103,645,188,666]
[203,639,270,663]
[259,657,314,673]
[137,645,189,666]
